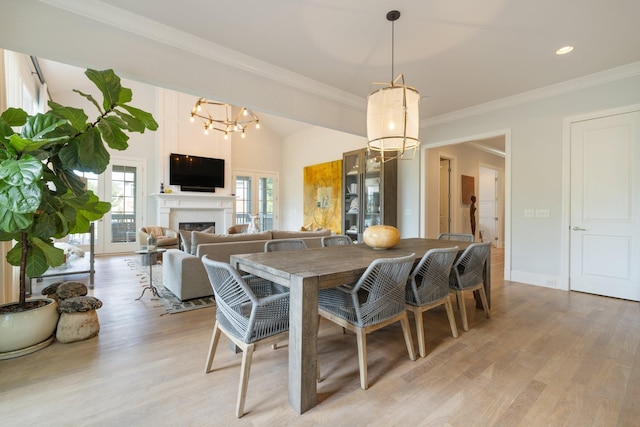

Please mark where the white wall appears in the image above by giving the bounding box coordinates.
[417,74,640,287]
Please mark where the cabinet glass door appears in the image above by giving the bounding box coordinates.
[364,154,382,230]
[343,152,361,241]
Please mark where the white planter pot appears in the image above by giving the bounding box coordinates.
[0,298,59,358]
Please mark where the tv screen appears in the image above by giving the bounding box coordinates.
[169,153,225,192]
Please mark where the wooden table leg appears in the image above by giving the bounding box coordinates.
[288,274,319,414]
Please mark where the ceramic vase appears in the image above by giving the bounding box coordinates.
[362,225,400,250]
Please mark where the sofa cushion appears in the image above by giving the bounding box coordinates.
[179,226,215,255]
[271,229,331,239]
[191,230,272,251]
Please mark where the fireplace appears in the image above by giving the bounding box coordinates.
[178,222,216,232]
[152,193,235,233]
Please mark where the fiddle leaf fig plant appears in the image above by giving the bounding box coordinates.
[0,69,158,311]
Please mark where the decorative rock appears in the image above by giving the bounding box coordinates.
[56,311,100,343]
[56,296,102,344]
[56,281,88,300]
[41,281,64,301]
[58,296,102,313]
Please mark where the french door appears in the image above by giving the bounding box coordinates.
[232,170,278,231]
[69,158,146,254]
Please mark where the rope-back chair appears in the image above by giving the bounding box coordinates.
[202,256,290,417]
[437,232,474,242]
[264,238,307,252]
[318,253,417,389]
[449,242,491,331]
[321,235,353,247]
[405,247,459,357]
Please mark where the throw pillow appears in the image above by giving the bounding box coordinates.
[146,226,165,238]
[179,226,216,255]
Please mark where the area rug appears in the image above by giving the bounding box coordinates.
[125,258,215,315]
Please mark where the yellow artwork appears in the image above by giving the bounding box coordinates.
[303,159,342,233]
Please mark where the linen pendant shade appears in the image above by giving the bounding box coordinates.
[366,10,420,162]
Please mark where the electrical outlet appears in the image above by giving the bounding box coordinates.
[524,209,534,218]
[535,209,550,218]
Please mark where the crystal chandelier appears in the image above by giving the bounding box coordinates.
[190,98,260,139]
[366,10,420,162]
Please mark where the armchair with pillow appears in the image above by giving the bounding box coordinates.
[138,226,180,249]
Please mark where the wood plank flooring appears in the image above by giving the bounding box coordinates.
[1,249,638,426]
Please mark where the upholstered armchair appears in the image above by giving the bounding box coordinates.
[138,226,180,249]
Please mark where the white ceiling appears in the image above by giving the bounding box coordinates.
[5,0,640,141]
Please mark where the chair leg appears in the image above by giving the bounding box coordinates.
[457,290,469,332]
[205,320,222,373]
[236,343,255,418]
[355,329,368,389]
[400,314,416,361]
[413,308,427,358]
[479,285,491,318]
[444,297,459,338]
[317,315,322,383]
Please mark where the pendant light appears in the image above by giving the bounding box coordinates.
[367,10,420,162]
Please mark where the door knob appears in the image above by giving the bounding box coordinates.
[572,226,587,231]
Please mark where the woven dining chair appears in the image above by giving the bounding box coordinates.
[201,256,290,418]
[321,235,353,247]
[406,247,459,358]
[318,253,417,389]
[264,238,307,252]
[437,232,474,242]
[449,242,492,331]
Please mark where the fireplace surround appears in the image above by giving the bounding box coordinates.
[152,193,234,233]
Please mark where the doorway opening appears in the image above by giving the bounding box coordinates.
[421,129,510,280]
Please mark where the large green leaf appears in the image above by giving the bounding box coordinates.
[118,86,133,105]
[119,105,159,131]
[25,239,60,276]
[59,129,110,173]
[21,112,67,140]
[48,101,89,133]
[0,181,42,213]
[85,69,122,111]
[0,155,43,186]
[1,107,28,126]
[113,109,145,133]
[0,207,33,232]
[98,116,129,150]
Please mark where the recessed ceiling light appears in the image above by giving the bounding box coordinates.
[556,46,574,55]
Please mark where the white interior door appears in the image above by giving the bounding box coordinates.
[479,166,499,247]
[570,111,640,301]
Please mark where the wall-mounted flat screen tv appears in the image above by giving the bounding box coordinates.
[169,153,225,192]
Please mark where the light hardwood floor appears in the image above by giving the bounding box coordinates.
[1,249,638,426]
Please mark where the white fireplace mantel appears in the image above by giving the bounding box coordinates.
[152,193,235,233]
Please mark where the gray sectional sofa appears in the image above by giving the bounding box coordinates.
[162,229,331,301]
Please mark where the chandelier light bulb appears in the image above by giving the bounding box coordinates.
[204,129,208,135]
[388,121,395,130]
[190,98,259,139]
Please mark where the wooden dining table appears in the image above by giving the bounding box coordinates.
[230,237,490,414]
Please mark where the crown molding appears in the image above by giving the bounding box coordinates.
[422,61,640,128]
[40,0,366,111]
